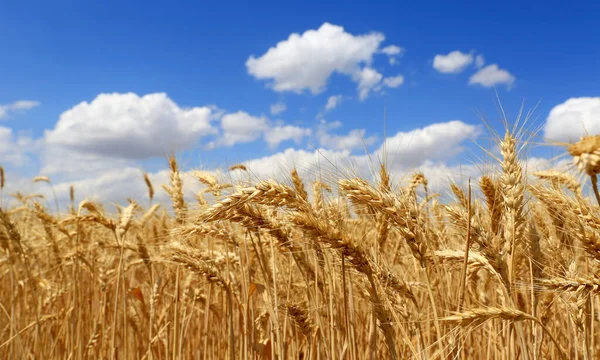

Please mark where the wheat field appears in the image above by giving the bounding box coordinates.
[1,126,600,359]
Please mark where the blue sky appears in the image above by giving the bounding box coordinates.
[1,1,599,205]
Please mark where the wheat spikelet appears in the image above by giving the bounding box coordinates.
[534,169,582,196]
[451,183,469,209]
[441,307,537,329]
[568,135,600,177]
[480,176,502,235]
[286,303,315,338]
[193,170,218,187]
[116,202,138,241]
[288,210,372,275]
[499,131,525,257]
[312,181,330,214]
[377,164,391,246]
[537,277,600,293]
[167,243,232,292]
[404,172,427,206]
[376,270,418,307]
[162,156,187,224]
[339,178,426,266]
[291,168,308,201]
[431,249,501,280]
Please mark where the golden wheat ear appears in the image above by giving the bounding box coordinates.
[568,135,600,205]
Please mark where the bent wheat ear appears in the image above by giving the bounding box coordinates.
[143,173,154,202]
[291,169,308,201]
[229,164,247,171]
[33,176,51,183]
[568,135,600,205]
[339,179,427,266]
[568,135,600,177]
[534,170,581,195]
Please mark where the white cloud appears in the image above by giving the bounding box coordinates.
[236,122,482,192]
[544,97,600,142]
[246,22,385,95]
[0,126,38,166]
[218,111,268,146]
[325,95,343,111]
[44,92,219,159]
[39,145,134,180]
[237,147,353,182]
[322,129,377,150]
[214,111,311,149]
[433,51,474,74]
[0,100,40,120]
[475,54,485,68]
[317,120,377,151]
[354,67,383,100]
[22,118,490,209]
[377,120,481,169]
[10,100,40,110]
[469,64,515,88]
[264,125,312,148]
[381,45,403,56]
[381,45,403,66]
[270,102,287,115]
[383,75,404,88]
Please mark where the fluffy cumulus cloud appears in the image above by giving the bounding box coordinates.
[0,126,39,166]
[433,51,474,74]
[317,120,377,151]
[217,111,268,146]
[237,147,353,182]
[39,146,134,180]
[214,111,311,148]
[44,93,219,159]
[264,125,312,148]
[0,100,40,120]
[246,22,385,96]
[469,64,515,88]
[354,67,383,100]
[544,97,600,142]
[229,121,483,192]
[321,129,377,151]
[377,120,481,169]
[270,102,287,115]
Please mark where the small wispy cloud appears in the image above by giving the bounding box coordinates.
[325,95,343,111]
[270,102,287,115]
[0,100,40,120]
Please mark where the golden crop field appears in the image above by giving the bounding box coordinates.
[1,126,600,359]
